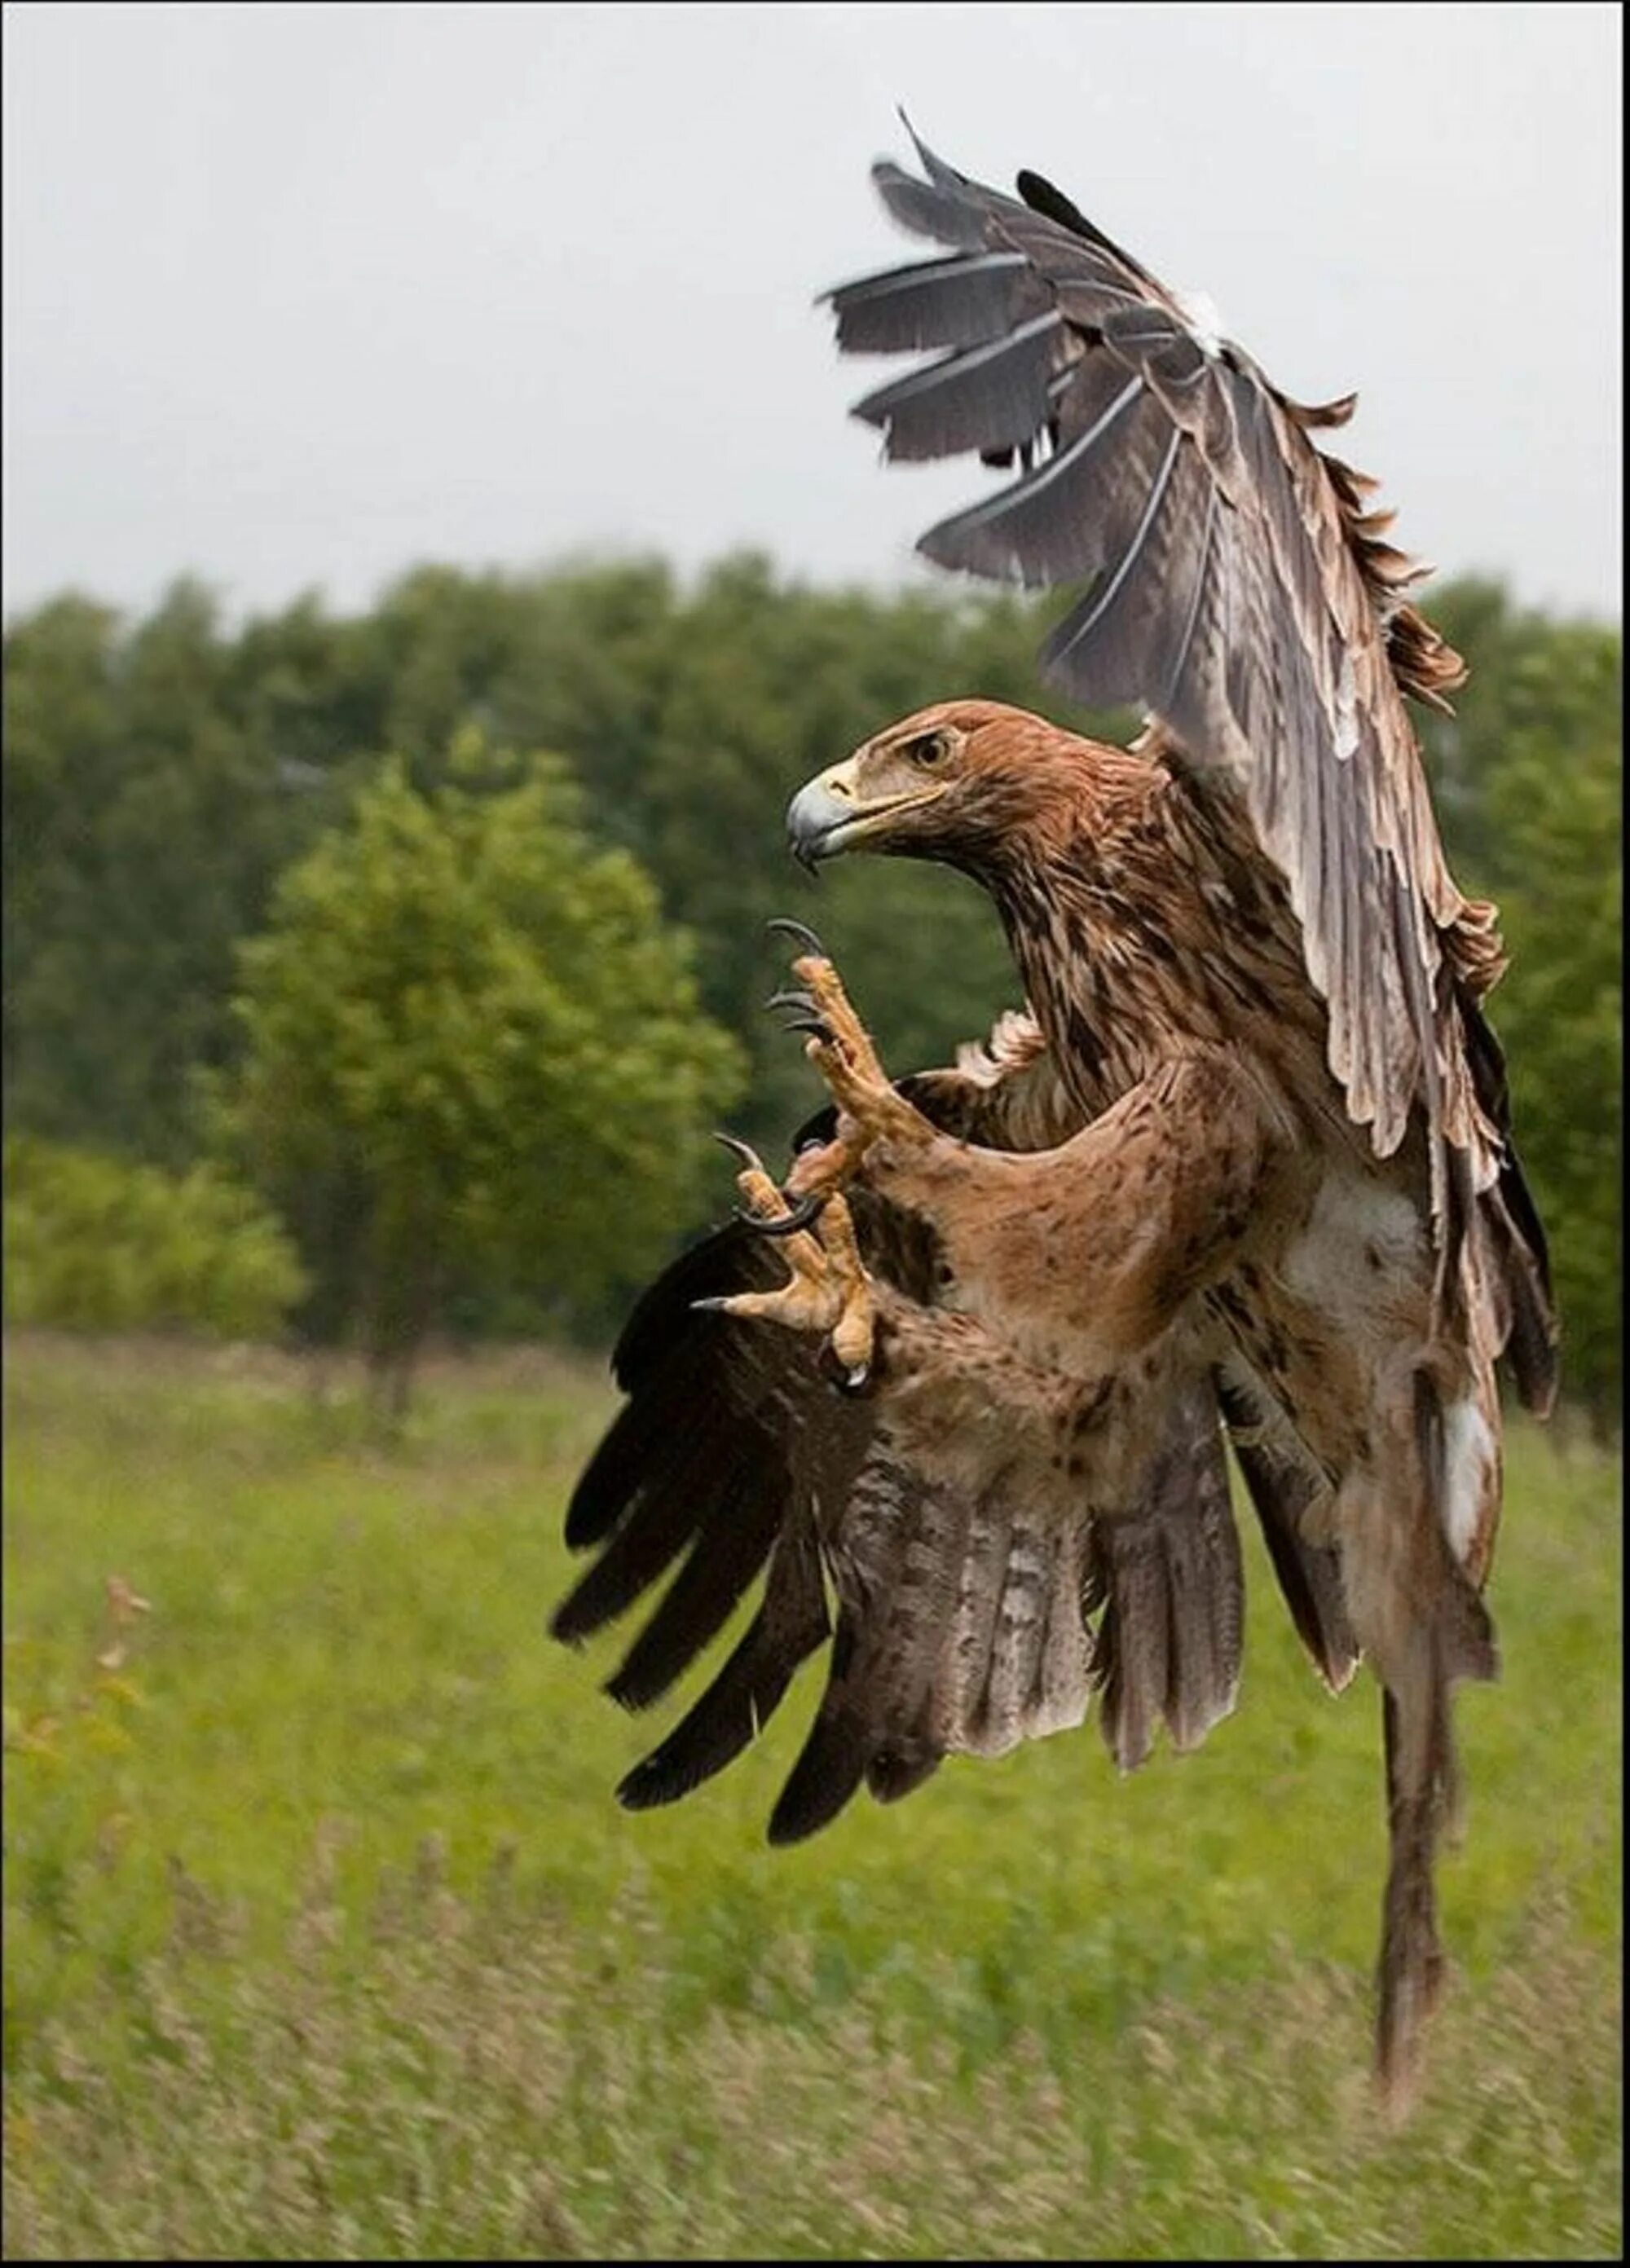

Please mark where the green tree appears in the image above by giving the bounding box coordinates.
[2,581,350,1162]
[1469,625,1621,1431]
[7,557,1615,1416]
[2,1134,306,1341]
[215,733,744,1414]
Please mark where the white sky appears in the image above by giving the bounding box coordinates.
[2,0,1621,625]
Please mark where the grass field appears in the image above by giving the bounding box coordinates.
[2,1329,1620,2259]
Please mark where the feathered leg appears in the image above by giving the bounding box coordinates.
[1375,1676,1450,2116]
[1373,1561,1500,2114]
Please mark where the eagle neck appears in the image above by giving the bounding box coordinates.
[985,775,1300,1116]
[993,858,1182,1112]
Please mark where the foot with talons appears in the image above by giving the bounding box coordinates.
[714,1132,827,1240]
[760,923,929,1204]
[696,1136,876,1387]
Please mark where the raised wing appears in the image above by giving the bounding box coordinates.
[826,130,1509,1240]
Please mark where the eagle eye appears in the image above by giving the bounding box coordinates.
[907,729,952,768]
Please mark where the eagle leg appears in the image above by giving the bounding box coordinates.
[790,951,896,1103]
[695,1152,876,1385]
[1372,1579,1493,2118]
[772,951,932,1211]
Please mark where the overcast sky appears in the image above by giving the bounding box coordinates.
[2,1,1620,627]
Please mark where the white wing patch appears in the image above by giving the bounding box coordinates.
[1171,284,1226,358]
[1441,1397,1498,1569]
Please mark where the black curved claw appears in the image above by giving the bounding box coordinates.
[712,1130,764,1173]
[822,1345,872,1396]
[733,1189,828,1237]
[761,989,815,1023]
[766,916,827,958]
[765,989,832,1041]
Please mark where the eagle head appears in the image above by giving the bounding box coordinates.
[786,699,1135,881]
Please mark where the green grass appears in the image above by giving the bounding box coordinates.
[2,1330,1620,2258]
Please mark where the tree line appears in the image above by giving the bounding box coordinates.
[2,555,1619,1423]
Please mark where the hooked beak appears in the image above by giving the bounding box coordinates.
[785,760,942,870]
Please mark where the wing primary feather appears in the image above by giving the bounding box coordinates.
[550,1415,725,1643]
[919,372,1144,572]
[563,1337,715,1552]
[602,1455,785,1710]
[1014,165,1162,288]
[825,249,1033,355]
[609,1218,760,1394]
[1152,478,1220,720]
[870,159,989,249]
[1041,426,1185,674]
[615,1513,831,1811]
[767,1644,870,1843]
[852,310,1064,462]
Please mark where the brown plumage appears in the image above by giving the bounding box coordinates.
[554,132,1557,2112]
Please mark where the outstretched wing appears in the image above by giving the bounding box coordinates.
[553,1016,1252,1830]
[826,130,1509,1245]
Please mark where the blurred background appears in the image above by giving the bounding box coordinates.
[2,4,1621,2257]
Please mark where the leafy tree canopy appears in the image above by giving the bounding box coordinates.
[1467,623,1620,1429]
[3,557,1617,1420]
[3,1134,306,1341]
[213,733,743,1406]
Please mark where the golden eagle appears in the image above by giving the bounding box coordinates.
[553,130,1557,2110]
